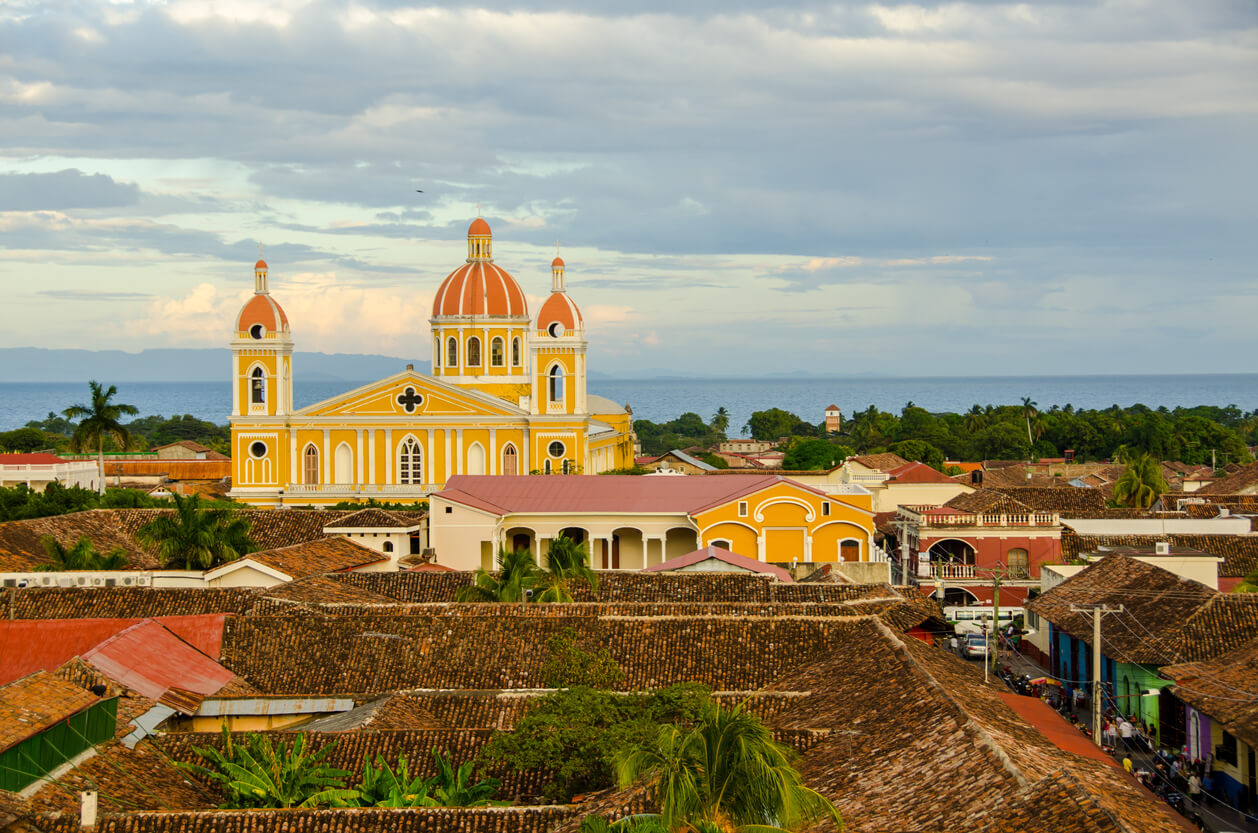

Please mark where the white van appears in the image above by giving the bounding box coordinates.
[944,605,1025,636]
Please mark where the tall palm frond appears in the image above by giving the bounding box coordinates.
[62,380,138,496]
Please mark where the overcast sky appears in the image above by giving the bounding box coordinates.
[1,0,1255,377]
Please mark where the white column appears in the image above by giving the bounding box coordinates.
[455,429,464,476]
[757,534,767,562]
[322,429,331,484]
[444,430,453,481]
[368,429,376,483]
[482,327,489,376]
[289,433,297,486]
[522,428,531,474]
[231,354,240,416]
[384,429,393,485]
[603,536,614,569]
[457,327,465,375]
[426,428,436,486]
[489,428,497,475]
[804,533,813,563]
[356,429,364,484]
[576,352,587,414]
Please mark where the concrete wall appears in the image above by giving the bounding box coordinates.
[1064,517,1254,535]
[829,561,892,585]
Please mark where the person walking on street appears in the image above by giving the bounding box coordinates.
[1188,772,1201,809]
[1119,717,1134,753]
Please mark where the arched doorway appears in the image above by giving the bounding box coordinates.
[334,443,353,484]
[467,442,485,476]
[928,539,977,578]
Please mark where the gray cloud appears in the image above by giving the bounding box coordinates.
[0,170,140,211]
[37,289,152,301]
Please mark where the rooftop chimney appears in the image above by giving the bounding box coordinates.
[80,791,98,828]
[406,364,414,371]
[1155,542,1171,555]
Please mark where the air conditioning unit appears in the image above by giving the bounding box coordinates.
[92,577,104,586]
[1155,542,1171,555]
[122,577,134,586]
[136,576,151,586]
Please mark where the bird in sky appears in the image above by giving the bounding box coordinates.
[415,189,424,193]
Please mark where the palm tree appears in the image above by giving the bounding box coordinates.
[37,535,128,571]
[455,547,542,602]
[1113,453,1168,509]
[615,700,842,833]
[1020,397,1038,448]
[964,405,987,434]
[536,534,599,603]
[62,381,138,495]
[136,492,254,570]
[710,407,731,438]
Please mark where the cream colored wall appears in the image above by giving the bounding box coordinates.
[205,564,286,588]
[873,482,973,513]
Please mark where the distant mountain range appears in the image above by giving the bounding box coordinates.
[0,348,431,383]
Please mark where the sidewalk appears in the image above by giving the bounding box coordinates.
[985,645,1258,833]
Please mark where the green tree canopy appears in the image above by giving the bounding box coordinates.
[1113,453,1168,509]
[782,438,852,471]
[37,535,128,572]
[888,439,945,471]
[744,408,814,442]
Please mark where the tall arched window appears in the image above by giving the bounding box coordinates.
[1007,548,1029,579]
[250,367,266,404]
[433,337,441,368]
[512,337,521,366]
[303,445,319,485]
[840,539,861,562]
[502,444,518,476]
[490,337,505,367]
[548,365,565,404]
[334,442,353,485]
[467,337,481,367]
[447,337,458,368]
[399,437,423,485]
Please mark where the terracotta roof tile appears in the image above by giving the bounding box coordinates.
[1061,530,1258,578]
[323,508,426,530]
[1197,462,1258,494]
[0,671,98,753]
[235,537,387,579]
[1162,636,1258,749]
[847,452,910,471]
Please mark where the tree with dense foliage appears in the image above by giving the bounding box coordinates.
[351,753,437,807]
[888,439,945,471]
[541,627,625,689]
[1112,453,1169,508]
[36,534,128,572]
[536,534,599,602]
[136,492,254,569]
[634,413,724,457]
[62,381,139,495]
[455,548,542,603]
[744,408,819,442]
[615,701,842,833]
[710,407,731,438]
[782,438,852,471]
[479,683,712,804]
[0,483,164,523]
[0,427,51,453]
[181,728,357,809]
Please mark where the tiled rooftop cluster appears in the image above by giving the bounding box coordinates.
[6,587,261,619]
[1060,530,1258,577]
[242,537,385,579]
[0,508,356,572]
[1162,637,1258,750]
[220,613,869,694]
[1029,553,1258,664]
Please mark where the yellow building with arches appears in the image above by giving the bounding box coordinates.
[229,219,635,507]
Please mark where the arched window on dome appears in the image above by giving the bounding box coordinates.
[433,337,441,369]
[447,337,458,369]
[398,436,423,485]
[548,364,565,405]
[250,367,266,405]
[302,444,319,485]
[490,337,504,367]
[511,337,521,367]
[467,337,481,368]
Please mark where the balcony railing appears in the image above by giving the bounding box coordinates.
[285,483,436,496]
[930,562,976,579]
[900,508,1059,528]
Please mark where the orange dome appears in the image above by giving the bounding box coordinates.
[538,291,582,334]
[468,217,491,237]
[254,258,268,270]
[237,293,288,335]
[551,256,564,268]
[432,261,528,318]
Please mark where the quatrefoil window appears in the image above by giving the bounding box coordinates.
[396,387,424,413]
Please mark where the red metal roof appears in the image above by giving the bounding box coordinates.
[82,619,235,704]
[0,614,227,686]
[438,474,814,516]
[887,461,959,484]
[644,546,794,582]
[0,453,67,465]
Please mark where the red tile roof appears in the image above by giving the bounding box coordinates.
[0,671,99,753]
[886,461,958,484]
[0,453,67,465]
[643,546,794,582]
[437,474,821,516]
[81,620,236,710]
[0,614,229,686]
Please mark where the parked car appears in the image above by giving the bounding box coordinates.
[964,633,988,659]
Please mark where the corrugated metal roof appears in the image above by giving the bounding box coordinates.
[82,620,236,710]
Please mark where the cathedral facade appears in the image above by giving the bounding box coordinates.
[228,219,636,507]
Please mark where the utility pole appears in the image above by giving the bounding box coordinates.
[1069,604,1125,747]
[989,564,1007,675]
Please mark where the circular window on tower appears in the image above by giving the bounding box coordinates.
[249,324,265,339]
[249,441,268,458]
[547,322,563,338]
[548,440,566,459]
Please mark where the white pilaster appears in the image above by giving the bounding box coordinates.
[368,429,376,483]
[384,428,393,485]
[455,429,464,476]
[322,429,331,484]
[445,430,453,482]
[757,535,767,562]
[804,534,813,563]
[289,433,297,486]
[356,429,364,483]
[489,428,497,475]
[426,428,435,486]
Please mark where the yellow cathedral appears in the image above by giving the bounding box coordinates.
[228,218,636,507]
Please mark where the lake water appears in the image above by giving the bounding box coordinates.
[1,375,1256,433]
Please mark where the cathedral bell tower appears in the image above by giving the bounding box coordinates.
[531,255,587,418]
[231,258,293,418]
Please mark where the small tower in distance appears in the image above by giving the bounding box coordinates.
[824,404,842,434]
[232,258,293,418]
